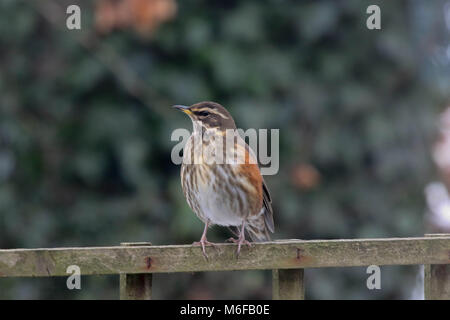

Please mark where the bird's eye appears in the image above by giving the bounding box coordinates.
[197,111,209,117]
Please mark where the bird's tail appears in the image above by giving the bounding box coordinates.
[246,214,272,242]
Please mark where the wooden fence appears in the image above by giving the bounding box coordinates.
[0,234,449,299]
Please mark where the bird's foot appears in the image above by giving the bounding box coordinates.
[192,239,219,260]
[226,237,252,258]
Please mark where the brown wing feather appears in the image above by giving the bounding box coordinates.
[241,139,275,234]
[229,136,275,241]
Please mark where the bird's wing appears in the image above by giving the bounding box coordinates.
[238,137,275,234]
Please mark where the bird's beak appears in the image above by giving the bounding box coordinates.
[173,105,193,116]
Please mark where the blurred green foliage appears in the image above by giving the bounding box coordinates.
[0,0,449,299]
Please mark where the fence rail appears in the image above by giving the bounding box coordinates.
[1,235,449,299]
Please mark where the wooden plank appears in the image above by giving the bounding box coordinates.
[119,242,152,300]
[120,273,152,300]
[272,269,304,300]
[424,234,450,300]
[0,237,449,278]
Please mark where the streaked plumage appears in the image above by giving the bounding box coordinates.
[174,101,274,257]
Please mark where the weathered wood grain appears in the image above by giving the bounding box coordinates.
[424,234,450,300]
[119,242,153,300]
[272,269,304,300]
[0,237,449,278]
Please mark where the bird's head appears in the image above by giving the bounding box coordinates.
[173,101,236,132]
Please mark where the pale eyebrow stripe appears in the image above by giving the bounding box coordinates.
[193,108,229,119]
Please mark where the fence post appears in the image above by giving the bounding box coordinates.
[119,242,153,300]
[272,269,305,300]
[424,234,450,300]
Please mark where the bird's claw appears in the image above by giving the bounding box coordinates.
[226,237,252,258]
[192,239,219,260]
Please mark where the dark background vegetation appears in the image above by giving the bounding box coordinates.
[1,0,449,299]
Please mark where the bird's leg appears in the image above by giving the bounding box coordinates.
[227,221,252,257]
[192,220,218,259]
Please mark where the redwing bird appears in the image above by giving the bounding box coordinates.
[174,101,274,258]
